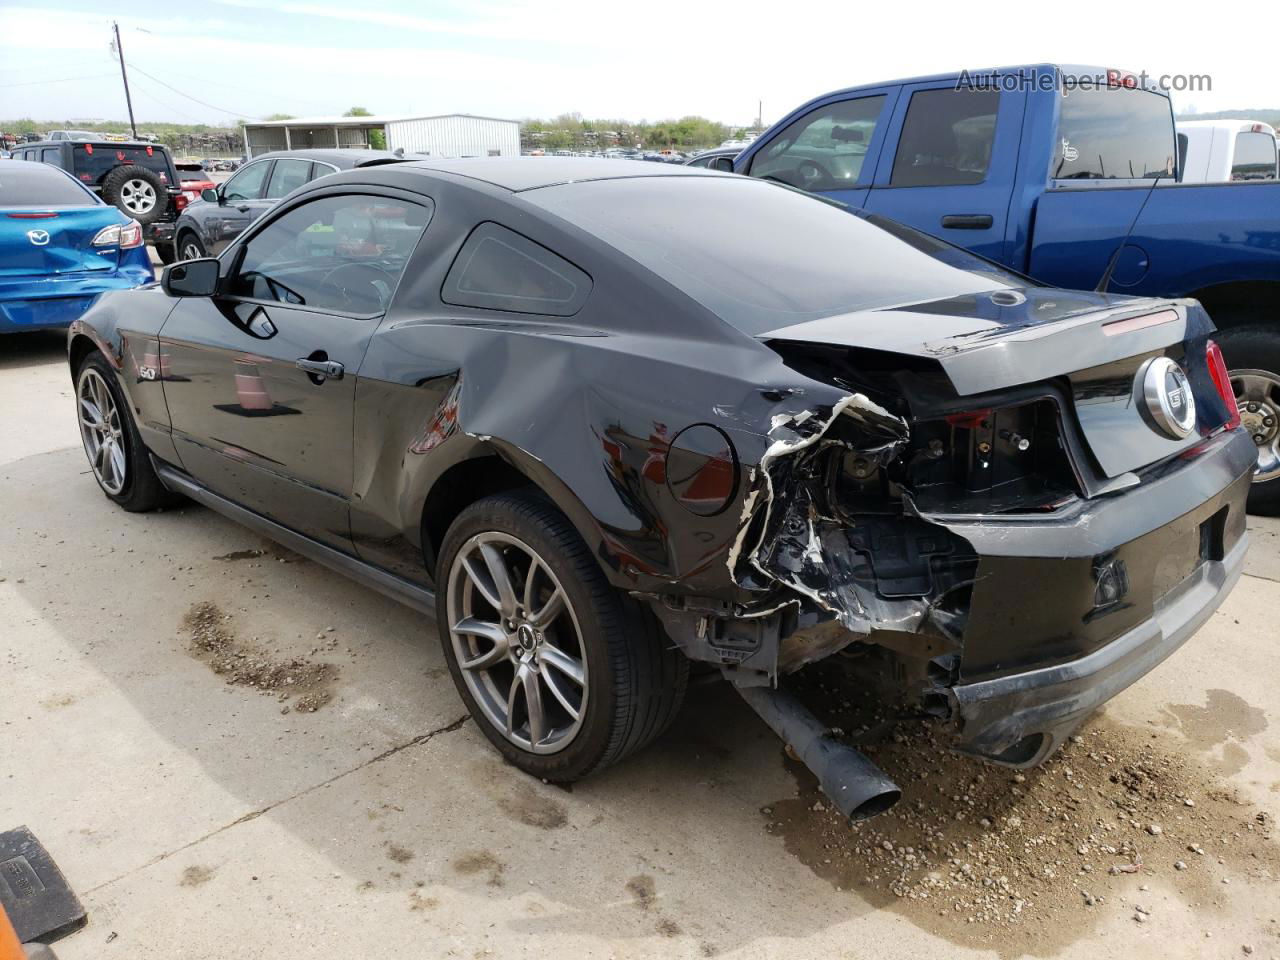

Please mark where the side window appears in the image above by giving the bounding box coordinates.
[1231,132,1277,181]
[264,158,312,199]
[442,222,591,317]
[890,88,999,187]
[223,161,271,202]
[686,155,712,168]
[40,147,59,165]
[748,96,886,191]
[308,162,337,184]
[227,194,434,315]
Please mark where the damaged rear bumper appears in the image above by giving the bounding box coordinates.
[949,531,1246,767]
[939,428,1255,766]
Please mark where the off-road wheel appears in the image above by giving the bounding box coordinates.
[436,491,687,781]
[101,165,165,225]
[75,351,178,512]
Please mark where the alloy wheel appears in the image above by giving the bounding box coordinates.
[77,367,127,495]
[121,179,157,215]
[181,241,203,261]
[446,531,588,754]
[1231,368,1280,483]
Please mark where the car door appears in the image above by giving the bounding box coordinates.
[208,158,274,253]
[739,90,897,209]
[861,81,1025,262]
[158,189,435,549]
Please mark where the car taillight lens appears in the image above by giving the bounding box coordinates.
[1206,340,1241,430]
[174,193,189,212]
[92,220,143,249]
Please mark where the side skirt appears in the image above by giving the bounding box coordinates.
[153,459,437,616]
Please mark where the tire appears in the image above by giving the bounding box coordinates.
[176,231,206,261]
[154,241,177,265]
[436,491,688,781]
[101,165,165,225]
[74,351,180,512]
[1214,326,1280,515]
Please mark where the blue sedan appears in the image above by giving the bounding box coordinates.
[0,159,153,333]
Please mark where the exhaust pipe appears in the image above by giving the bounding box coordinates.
[735,683,900,821]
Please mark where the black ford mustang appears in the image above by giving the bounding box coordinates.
[68,158,1253,819]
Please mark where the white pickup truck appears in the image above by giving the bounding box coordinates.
[1177,119,1278,182]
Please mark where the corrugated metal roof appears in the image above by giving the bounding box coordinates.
[243,113,518,129]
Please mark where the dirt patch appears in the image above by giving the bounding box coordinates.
[656,917,683,937]
[453,850,504,887]
[213,549,266,562]
[385,843,414,864]
[409,892,438,912]
[625,875,656,909]
[179,865,214,888]
[765,673,1278,957]
[183,602,336,712]
[497,791,568,830]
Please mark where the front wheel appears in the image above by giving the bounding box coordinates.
[1215,327,1280,515]
[75,352,179,512]
[436,491,687,781]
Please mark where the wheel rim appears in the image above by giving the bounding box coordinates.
[180,240,202,261]
[120,179,157,214]
[1230,368,1280,483]
[446,532,588,755]
[77,367,127,495]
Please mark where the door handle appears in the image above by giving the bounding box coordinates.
[940,214,994,230]
[296,357,344,381]
[236,205,251,213]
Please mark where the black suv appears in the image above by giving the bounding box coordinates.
[11,139,185,257]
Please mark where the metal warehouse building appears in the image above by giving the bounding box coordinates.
[241,114,520,159]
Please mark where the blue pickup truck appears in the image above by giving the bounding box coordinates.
[731,64,1280,512]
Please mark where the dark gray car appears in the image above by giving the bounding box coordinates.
[171,149,403,261]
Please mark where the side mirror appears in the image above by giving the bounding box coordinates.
[162,258,220,298]
[201,187,220,203]
[710,156,735,173]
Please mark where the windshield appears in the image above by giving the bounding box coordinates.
[524,176,1020,334]
[0,163,96,205]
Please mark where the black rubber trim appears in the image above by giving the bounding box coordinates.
[153,458,436,615]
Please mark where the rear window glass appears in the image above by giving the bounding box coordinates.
[176,166,208,182]
[1055,86,1175,180]
[441,222,591,316]
[1232,132,1277,180]
[71,145,173,185]
[525,177,1018,334]
[890,88,999,187]
[0,164,95,205]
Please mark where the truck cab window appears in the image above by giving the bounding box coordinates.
[748,96,886,191]
[1055,86,1175,180]
[1231,132,1278,181]
[890,88,999,187]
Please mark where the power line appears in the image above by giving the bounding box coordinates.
[124,61,261,120]
[0,73,116,89]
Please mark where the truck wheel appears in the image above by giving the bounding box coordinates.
[101,165,165,225]
[1215,326,1280,515]
[436,491,688,781]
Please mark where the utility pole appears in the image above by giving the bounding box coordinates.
[112,22,138,140]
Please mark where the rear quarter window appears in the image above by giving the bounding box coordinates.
[441,222,592,317]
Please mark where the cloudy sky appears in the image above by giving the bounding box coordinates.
[1,0,1273,126]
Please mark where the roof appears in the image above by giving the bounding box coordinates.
[1178,119,1277,135]
[243,113,518,129]
[395,156,726,192]
[250,148,405,168]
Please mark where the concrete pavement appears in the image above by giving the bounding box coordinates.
[1,330,1276,959]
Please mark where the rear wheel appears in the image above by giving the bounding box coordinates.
[1215,326,1280,515]
[177,232,206,261]
[75,352,178,512]
[436,491,687,781]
